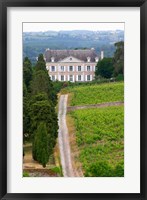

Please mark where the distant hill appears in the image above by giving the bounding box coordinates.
[23,30,124,64]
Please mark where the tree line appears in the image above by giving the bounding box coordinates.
[23,54,58,167]
[95,41,124,80]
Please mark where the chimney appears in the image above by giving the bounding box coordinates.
[101,51,104,59]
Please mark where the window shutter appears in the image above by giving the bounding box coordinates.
[68,75,69,81]
[50,66,51,72]
[76,75,78,81]
[85,75,87,81]
[90,75,92,81]
[73,66,74,71]
[55,75,57,81]
[58,75,60,81]
[81,75,83,81]
[73,75,75,82]
[93,65,95,71]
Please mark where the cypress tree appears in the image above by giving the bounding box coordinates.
[30,93,58,155]
[113,41,124,76]
[23,57,33,89]
[35,54,46,71]
[32,122,49,167]
[31,54,57,104]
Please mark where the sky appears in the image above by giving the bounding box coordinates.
[23,23,124,32]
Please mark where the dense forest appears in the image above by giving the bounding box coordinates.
[23,30,124,64]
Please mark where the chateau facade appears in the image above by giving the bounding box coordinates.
[44,49,104,82]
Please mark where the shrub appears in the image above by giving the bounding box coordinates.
[116,74,124,81]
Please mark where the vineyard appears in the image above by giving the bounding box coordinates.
[67,82,124,177]
[66,82,124,106]
[70,106,124,177]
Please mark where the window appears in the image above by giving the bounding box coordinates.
[70,57,72,61]
[78,75,81,81]
[78,66,81,71]
[61,66,64,71]
[87,75,90,81]
[61,75,64,81]
[52,75,55,81]
[69,66,73,71]
[69,75,73,82]
[87,66,90,71]
[51,66,55,71]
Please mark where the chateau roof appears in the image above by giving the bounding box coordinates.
[44,49,98,62]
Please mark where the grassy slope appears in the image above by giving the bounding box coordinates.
[67,82,124,106]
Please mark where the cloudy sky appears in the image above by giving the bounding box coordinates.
[23,22,124,32]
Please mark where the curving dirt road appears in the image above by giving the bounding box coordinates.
[58,95,74,177]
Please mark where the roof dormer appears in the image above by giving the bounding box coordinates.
[87,57,91,62]
[51,57,55,62]
[95,57,99,62]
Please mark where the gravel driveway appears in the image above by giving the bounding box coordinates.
[58,95,74,177]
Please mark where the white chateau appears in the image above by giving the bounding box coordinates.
[44,48,104,82]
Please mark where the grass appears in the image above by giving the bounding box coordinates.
[66,114,83,176]
[62,82,124,106]
[70,105,124,177]
[23,172,30,177]
[54,142,63,176]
